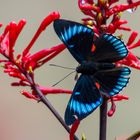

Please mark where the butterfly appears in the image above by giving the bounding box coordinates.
[53,19,131,125]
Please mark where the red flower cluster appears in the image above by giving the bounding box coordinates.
[78,0,140,35]
[78,0,140,115]
[0,12,71,100]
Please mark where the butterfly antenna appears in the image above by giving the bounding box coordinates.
[52,70,76,87]
[49,64,75,70]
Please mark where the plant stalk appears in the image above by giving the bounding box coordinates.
[99,97,108,140]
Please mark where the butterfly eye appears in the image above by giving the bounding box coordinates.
[91,44,96,52]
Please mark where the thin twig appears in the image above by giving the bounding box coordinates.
[26,72,79,140]
[126,131,140,140]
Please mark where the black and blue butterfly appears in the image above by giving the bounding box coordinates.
[53,19,131,125]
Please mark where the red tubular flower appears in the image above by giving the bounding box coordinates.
[108,97,116,117]
[22,12,60,56]
[118,26,131,31]
[118,52,140,70]
[117,31,140,70]
[70,119,80,140]
[17,19,26,34]
[108,95,129,117]
[129,40,140,50]
[21,91,38,100]
[11,81,30,87]
[0,19,26,60]
[107,18,131,33]
[112,94,129,101]
[107,1,140,17]
[0,33,10,55]
[8,22,18,59]
[78,0,100,12]
[127,31,138,46]
[78,0,100,18]
[38,86,72,95]
[21,86,72,101]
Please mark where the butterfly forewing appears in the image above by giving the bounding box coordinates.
[90,34,128,63]
[53,19,94,63]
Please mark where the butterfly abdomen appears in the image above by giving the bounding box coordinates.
[76,62,115,75]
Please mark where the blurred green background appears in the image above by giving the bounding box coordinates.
[0,0,140,140]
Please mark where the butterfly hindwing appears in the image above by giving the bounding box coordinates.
[65,75,102,125]
[53,19,94,63]
[93,67,131,96]
[90,34,128,63]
